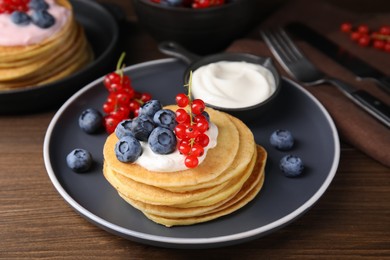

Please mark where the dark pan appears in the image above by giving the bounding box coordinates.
[0,0,120,114]
[158,41,281,122]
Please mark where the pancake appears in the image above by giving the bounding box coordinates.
[0,0,93,90]
[102,106,267,227]
[143,146,267,227]
[117,146,260,218]
[103,106,240,188]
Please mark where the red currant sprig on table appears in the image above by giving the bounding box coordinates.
[340,22,390,52]
[174,72,210,168]
[0,0,29,14]
[102,53,152,134]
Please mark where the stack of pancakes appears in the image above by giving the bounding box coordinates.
[0,0,93,90]
[103,106,267,227]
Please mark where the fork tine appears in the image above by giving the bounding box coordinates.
[277,28,305,61]
[261,28,305,64]
[261,29,294,65]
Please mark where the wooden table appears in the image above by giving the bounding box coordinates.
[1,1,389,258]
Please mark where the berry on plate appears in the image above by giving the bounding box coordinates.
[31,10,55,28]
[279,155,304,177]
[173,71,209,168]
[270,129,294,151]
[29,0,49,11]
[66,148,93,173]
[101,53,152,133]
[139,100,163,118]
[153,109,177,130]
[131,114,155,141]
[115,119,134,139]
[148,127,177,154]
[11,11,31,26]
[78,108,103,134]
[115,136,142,163]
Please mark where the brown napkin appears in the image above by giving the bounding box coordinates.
[226,0,390,167]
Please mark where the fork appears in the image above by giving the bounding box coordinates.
[261,28,390,128]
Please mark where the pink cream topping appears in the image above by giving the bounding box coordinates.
[0,0,71,46]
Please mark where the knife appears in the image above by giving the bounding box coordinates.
[286,22,390,94]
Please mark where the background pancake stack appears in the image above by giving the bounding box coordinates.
[103,106,267,227]
[0,0,93,90]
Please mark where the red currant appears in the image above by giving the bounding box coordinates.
[185,125,200,139]
[194,116,208,133]
[133,108,140,118]
[195,133,209,147]
[176,93,190,107]
[191,99,205,115]
[185,155,199,168]
[176,108,190,123]
[340,22,352,33]
[104,115,121,134]
[384,42,390,52]
[178,139,191,155]
[104,72,121,91]
[190,143,204,157]
[140,92,152,103]
[357,24,369,34]
[115,91,132,106]
[174,123,188,139]
[103,101,115,114]
[350,32,361,41]
[128,100,141,111]
[379,25,390,35]
[373,40,385,50]
[121,75,131,87]
[358,34,371,47]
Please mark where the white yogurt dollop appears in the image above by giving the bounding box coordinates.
[135,122,218,172]
[192,61,276,108]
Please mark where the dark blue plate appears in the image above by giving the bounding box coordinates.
[44,58,339,249]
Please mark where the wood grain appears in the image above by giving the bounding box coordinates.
[0,0,389,259]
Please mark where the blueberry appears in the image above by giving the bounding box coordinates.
[29,0,49,11]
[31,10,55,29]
[280,155,304,177]
[131,114,155,141]
[66,148,93,173]
[115,136,142,163]
[270,129,294,150]
[115,119,134,139]
[78,108,103,134]
[153,109,177,130]
[148,127,177,154]
[139,100,162,118]
[11,11,31,26]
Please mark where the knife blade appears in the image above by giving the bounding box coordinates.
[286,22,390,94]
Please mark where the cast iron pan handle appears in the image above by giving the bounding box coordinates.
[158,41,201,65]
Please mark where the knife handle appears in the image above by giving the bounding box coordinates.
[372,77,390,95]
[329,78,390,127]
[351,90,390,128]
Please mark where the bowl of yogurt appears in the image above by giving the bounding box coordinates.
[159,41,281,122]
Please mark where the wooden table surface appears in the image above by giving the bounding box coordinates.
[1,0,389,259]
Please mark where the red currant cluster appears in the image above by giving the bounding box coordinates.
[0,0,29,14]
[150,0,225,9]
[102,53,152,134]
[340,22,390,52]
[174,86,210,168]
